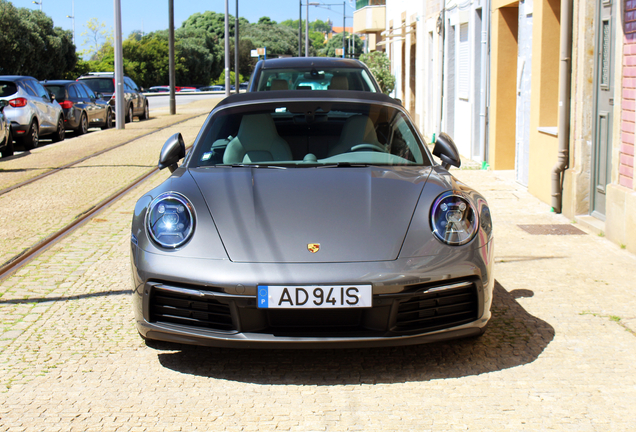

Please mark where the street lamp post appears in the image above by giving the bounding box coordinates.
[66,0,75,45]
[32,1,42,11]
[225,0,230,98]
[235,0,239,94]
[306,2,320,57]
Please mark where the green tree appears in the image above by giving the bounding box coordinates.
[0,1,77,78]
[322,32,363,58]
[242,20,305,58]
[181,11,249,39]
[212,70,247,86]
[122,33,170,88]
[359,51,395,95]
[230,38,257,80]
[80,18,113,60]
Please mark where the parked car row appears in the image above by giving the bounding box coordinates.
[0,73,149,157]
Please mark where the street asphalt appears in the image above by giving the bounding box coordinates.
[0,97,635,431]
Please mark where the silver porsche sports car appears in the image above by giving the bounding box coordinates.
[131,90,494,348]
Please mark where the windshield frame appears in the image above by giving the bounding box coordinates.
[185,96,434,169]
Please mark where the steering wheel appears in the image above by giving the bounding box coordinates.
[351,144,386,153]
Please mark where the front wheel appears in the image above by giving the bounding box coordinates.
[51,117,65,143]
[101,109,113,130]
[125,105,134,123]
[140,102,149,120]
[21,121,39,151]
[1,127,13,158]
[76,113,88,135]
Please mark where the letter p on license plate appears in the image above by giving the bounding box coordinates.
[257,285,372,309]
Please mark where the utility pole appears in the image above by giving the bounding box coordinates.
[66,0,75,45]
[342,1,345,58]
[235,0,239,94]
[225,0,230,98]
[168,0,176,115]
[113,0,125,128]
[298,0,302,57]
[305,1,309,57]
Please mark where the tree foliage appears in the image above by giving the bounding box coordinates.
[322,32,364,58]
[0,0,77,78]
[80,17,113,60]
[280,19,331,33]
[242,20,308,57]
[359,51,395,95]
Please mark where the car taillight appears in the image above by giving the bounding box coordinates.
[9,97,27,108]
[59,100,73,109]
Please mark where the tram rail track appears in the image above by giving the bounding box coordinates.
[0,112,206,198]
[0,113,205,282]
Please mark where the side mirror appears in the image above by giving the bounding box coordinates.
[0,100,7,111]
[158,133,186,173]
[432,132,461,169]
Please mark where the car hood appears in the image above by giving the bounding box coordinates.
[189,166,431,263]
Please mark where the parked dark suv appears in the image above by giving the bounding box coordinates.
[248,57,382,92]
[77,73,149,123]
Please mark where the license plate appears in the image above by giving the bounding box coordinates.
[257,285,372,309]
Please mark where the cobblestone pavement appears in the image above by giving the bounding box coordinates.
[0,98,222,268]
[1,131,636,430]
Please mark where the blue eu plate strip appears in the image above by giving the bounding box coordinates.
[257,286,268,308]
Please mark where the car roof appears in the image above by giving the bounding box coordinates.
[258,57,368,70]
[0,75,35,81]
[41,80,78,86]
[215,89,398,110]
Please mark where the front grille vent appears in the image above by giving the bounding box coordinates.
[149,285,235,331]
[393,281,478,334]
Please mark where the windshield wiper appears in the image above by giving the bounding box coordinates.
[317,162,373,168]
[228,164,287,169]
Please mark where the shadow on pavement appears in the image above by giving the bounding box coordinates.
[156,280,555,385]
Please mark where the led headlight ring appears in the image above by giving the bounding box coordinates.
[430,191,479,246]
[146,192,196,249]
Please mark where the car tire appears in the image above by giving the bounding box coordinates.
[1,127,13,158]
[101,109,113,130]
[51,117,65,143]
[21,121,39,151]
[76,113,88,135]
[140,102,149,120]
[125,104,134,123]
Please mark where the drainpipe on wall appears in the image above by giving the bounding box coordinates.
[551,0,573,213]
[479,0,490,163]
[436,8,446,139]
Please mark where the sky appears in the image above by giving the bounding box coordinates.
[19,0,355,52]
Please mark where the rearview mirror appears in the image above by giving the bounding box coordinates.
[158,133,185,173]
[432,132,461,169]
[0,100,7,110]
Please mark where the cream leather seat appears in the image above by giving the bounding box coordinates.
[223,114,293,164]
[328,75,349,90]
[270,79,289,90]
[327,115,381,157]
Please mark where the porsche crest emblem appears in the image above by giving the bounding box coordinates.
[307,243,320,253]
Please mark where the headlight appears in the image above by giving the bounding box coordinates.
[430,191,479,246]
[146,192,195,249]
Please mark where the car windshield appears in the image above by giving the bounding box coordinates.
[190,101,431,168]
[82,78,114,94]
[256,68,377,92]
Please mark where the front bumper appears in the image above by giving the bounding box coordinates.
[131,241,494,348]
